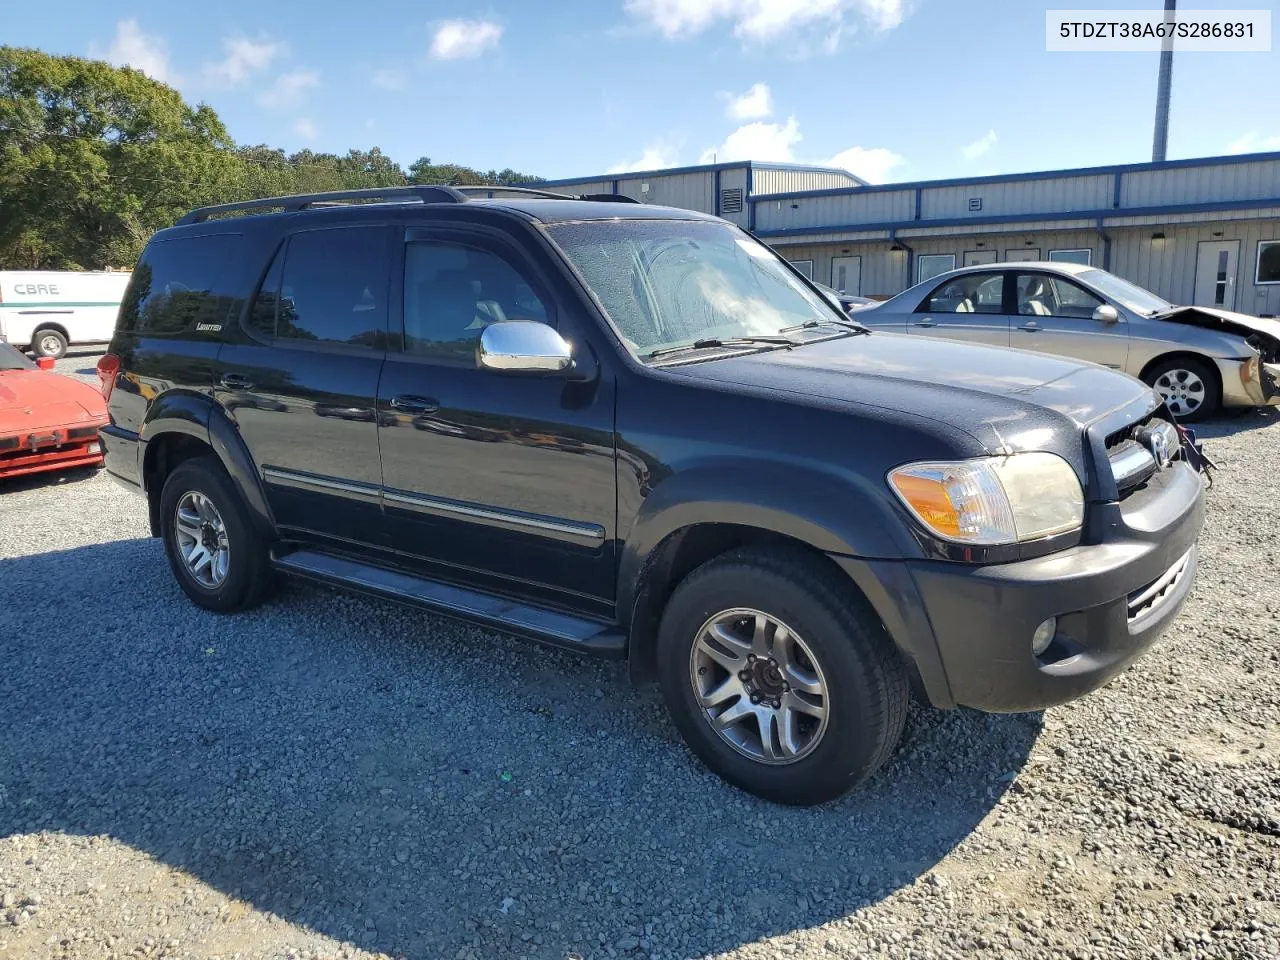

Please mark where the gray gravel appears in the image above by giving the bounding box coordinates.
[0,352,1277,960]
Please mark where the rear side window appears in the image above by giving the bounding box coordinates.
[268,227,390,348]
[920,272,1004,314]
[118,234,242,335]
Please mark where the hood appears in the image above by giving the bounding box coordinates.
[663,332,1154,441]
[0,370,107,435]
[1157,306,1280,354]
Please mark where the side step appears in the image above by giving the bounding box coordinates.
[270,548,626,658]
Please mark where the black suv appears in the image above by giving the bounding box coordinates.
[98,185,1204,805]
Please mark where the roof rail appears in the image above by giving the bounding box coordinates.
[176,185,467,224]
[450,185,574,200]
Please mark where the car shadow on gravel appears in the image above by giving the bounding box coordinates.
[0,539,1041,960]
[1194,407,1277,438]
[0,465,102,494]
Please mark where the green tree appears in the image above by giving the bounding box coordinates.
[0,46,239,268]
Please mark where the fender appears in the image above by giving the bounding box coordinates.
[140,391,275,537]
[616,458,919,620]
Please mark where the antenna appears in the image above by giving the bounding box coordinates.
[1151,0,1176,162]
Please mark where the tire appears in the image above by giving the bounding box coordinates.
[656,547,909,806]
[159,455,274,613]
[1143,356,1220,422]
[31,328,68,360]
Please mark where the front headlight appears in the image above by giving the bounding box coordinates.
[888,452,1084,546]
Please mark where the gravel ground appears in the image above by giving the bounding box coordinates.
[0,352,1277,960]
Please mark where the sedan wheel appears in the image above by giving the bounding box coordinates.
[1152,367,1206,419]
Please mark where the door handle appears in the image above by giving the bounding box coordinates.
[1019,322,1040,331]
[219,373,255,390]
[390,395,439,415]
[914,319,936,328]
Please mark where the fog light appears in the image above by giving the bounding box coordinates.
[1032,617,1057,657]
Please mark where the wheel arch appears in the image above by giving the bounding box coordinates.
[1139,350,1223,395]
[28,322,70,348]
[140,393,274,538]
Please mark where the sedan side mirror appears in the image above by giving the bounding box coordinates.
[478,321,573,374]
[1093,304,1120,324]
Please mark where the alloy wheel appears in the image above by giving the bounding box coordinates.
[689,608,830,765]
[174,491,231,588]
[1152,368,1205,418]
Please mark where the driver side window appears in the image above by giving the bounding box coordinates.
[402,242,552,366]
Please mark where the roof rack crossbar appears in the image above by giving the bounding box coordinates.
[177,185,467,224]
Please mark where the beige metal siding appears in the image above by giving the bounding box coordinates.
[920,175,1112,220]
[616,172,716,212]
[1121,159,1280,207]
[1109,218,1280,314]
[754,190,914,232]
[752,168,861,195]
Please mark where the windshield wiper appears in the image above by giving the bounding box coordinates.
[647,335,796,360]
[779,318,869,335]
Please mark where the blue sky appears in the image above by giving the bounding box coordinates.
[7,0,1279,183]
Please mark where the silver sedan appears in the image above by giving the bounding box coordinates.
[856,261,1280,420]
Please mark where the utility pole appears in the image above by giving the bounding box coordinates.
[1151,0,1176,161]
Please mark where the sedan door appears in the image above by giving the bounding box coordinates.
[1010,271,1130,369]
[908,271,1011,346]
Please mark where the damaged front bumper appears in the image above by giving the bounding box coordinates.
[1220,355,1280,408]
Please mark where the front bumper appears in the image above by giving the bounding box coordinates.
[1219,356,1280,408]
[0,420,107,480]
[835,460,1205,713]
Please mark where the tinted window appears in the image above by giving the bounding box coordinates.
[118,234,242,335]
[276,227,389,347]
[921,272,1004,314]
[402,242,551,365]
[1016,273,1103,319]
[245,245,284,339]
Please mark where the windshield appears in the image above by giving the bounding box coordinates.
[545,219,842,356]
[1078,268,1174,315]
[0,343,36,371]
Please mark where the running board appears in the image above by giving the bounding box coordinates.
[270,548,626,657]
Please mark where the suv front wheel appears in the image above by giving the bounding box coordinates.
[657,548,908,806]
[160,455,274,613]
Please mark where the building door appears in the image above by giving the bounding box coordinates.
[830,256,861,294]
[1193,240,1240,309]
[963,250,998,266]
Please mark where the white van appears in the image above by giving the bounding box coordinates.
[0,271,131,358]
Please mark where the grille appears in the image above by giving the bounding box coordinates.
[1106,415,1181,498]
[1127,550,1192,625]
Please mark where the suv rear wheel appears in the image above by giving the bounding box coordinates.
[656,547,908,805]
[160,455,274,612]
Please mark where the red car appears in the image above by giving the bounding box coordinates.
[0,342,107,480]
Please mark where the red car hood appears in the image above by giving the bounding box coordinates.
[0,370,107,435]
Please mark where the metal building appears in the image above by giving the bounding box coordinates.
[538,152,1280,317]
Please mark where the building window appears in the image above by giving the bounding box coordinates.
[1258,241,1280,285]
[916,254,956,283]
[1048,248,1093,266]
[788,259,815,280]
[1005,248,1040,262]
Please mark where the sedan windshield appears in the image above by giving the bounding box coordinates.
[545,219,843,357]
[1078,268,1174,315]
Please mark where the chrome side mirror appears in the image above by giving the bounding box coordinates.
[478,321,573,373]
[1093,304,1120,324]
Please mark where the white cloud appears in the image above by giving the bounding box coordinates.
[961,129,997,161]
[624,0,905,41]
[292,118,318,139]
[725,82,772,121]
[828,145,905,183]
[430,19,503,60]
[372,68,407,90]
[257,69,319,109]
[609,143,682,173]
[204,36,285,86]
[700,116,802,163]
[90,19,176,84]
[1227,131,1280,154]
